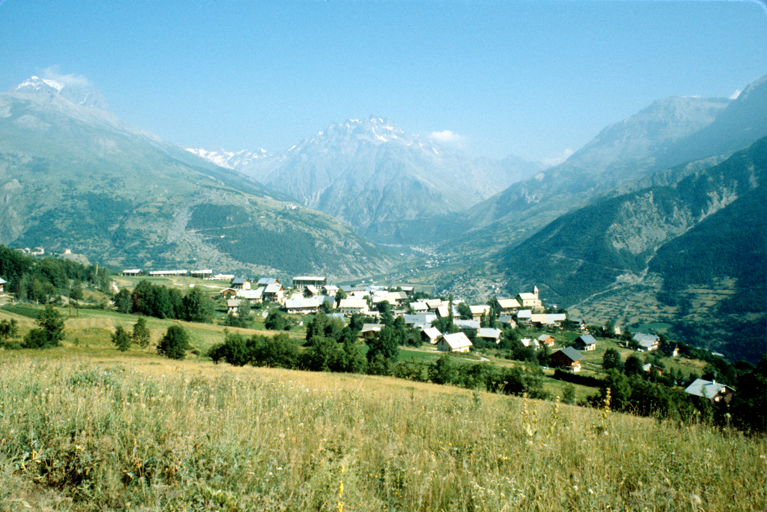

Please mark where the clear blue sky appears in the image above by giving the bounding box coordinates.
[2,0,765,163]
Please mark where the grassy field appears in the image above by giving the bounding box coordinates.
[0,351,764,511]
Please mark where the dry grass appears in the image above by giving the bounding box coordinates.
[0,351,764,511]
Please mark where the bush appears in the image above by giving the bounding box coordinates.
[111,325,132,352]
[22,305,65,349]
[157,325,190,360]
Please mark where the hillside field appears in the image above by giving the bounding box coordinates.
[0,307,765,511]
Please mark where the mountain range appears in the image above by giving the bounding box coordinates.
[2,72,766,361]
[0,77,392,280]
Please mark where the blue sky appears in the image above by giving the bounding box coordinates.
[1,0,765,163]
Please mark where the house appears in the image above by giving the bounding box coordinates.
[303,285,320,297]
[360,323,384,339]
[470,305,491,321]
[520,338,540,349]
[516,286,542,309]
[226,299,242,315]
[220,288,238,299]
[684,379,735,404]
[498,315,517,329]
[477,327,502,344]
[424,299,444,311]
[402,313,438,329]
[530,313,567,327]
[338,298,369,316]
[263,283,285,304]
[453,319,480,331]
[323,285,339,296]
[550,346,584,372]
[0,277,6,293]
[122,269,142,277]
[421,326,442,344]
[190,269,213,279]
[256,277,280,288]
[633,333,660,352]
[149,270,188,277]
[574,334,597,351]
[237,288,264,303]
[537,334,556,347]
[284,296,323,314]
[516,310,533,324]
[642,363,662,375]
[436,304,451,318]
[388,291,408,305]
[410,301,428,314]
[437,332,473,353]
[232,277,252,290]
[569,317,587,330]
[292,276,327,291]
[496,298,521,315]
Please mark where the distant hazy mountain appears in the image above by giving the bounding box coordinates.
[192,116,543,243]
[185,148,273,175]
[0,78,392,279]
[498,138,766,361]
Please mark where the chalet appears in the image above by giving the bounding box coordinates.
[360,323,384,339]
[498,315,517,329]
[285,296,323,314]
[122,269,142,277]
[212,273,235,281]
[477,327,502,344]
[516,310,533,324]
[293,276,327,291]
[633,333,660,352]
[256,278,280,288]
[232,277,252,290]
[436,305,451,318]
[684,379,735,405]
[520,338,540,349]
[516,286,542,309]
[402,313,438,329]
[226,299,242,315]
[263,283,285,304]
[220,288,238,299]
[642,363,663,375]
[470,305,491,321]
[453,319,480,331]
[410,301,428,314]
[574,334,597,351]
[437,332,473,353]
[323,285,339,296]
[237,288,264,303]
[400,286,414,297]
[424,299,444,311]
[338,298,369,316]
[0,277,5,294]
[537,334,556,347]
[388,291,408,305]
[421,326,442,344]
[530,313,567,327]
[550,346,584,372]
[496,298,521,315]
[303,285,319,297]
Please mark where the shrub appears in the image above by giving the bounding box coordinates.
[157,325,190,360]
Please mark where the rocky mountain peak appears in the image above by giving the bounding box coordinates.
[10,75,111,111]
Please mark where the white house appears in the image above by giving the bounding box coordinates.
[338,298,369,316]
[437,332,473,353]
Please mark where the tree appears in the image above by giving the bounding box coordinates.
[132,317,151,348]
[602,348,623,371]
[430,354,458,385]
[182,287,214,323]
[334,288,347,306]
[457,302,473,320]
[157,325,190,360]
[264,310,288,331]
[22,305,65,349]
[112,325,132,351]
[0,319,19,341]
[113,288,133,314]
[366,325,399,364]
[376,301,394,326]
[624,354,643,376]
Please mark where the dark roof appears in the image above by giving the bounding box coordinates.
[556,346,584,362]
[575,334,597,346]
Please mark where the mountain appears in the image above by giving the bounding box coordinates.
[446,96,732,257]
[498,138,766,362]
[0,78,393,280]
[193,116,543,244]
[185,147,273,174]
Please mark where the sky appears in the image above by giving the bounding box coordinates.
[1,0,766,163]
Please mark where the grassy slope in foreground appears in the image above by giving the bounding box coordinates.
[0,352,764,511]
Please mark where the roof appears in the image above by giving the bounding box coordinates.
[520,338,539,348]
[361,323,384,333]
[470,305,490,315]
[237,288,264,299]
[555,346,584,362]
[226,299,241,307]
[440,332,473,350]
[517,292,538,300]
[338,298,367,309]
[576,334,597,346]
[232,277,249,285]
[538,334,554,341]
[411,301,428,311]
[477,328,502,339]
[265,283,283,293]
[257,277,278,286]
[285,297,322,309]
[684,379,734,400]
[454,319,480,330]
[422,326,442,341]
[0,277,7,284]
[516,310,533,319]
[293,276,326,281]
[497,298,521,309]
[633,333,659,348]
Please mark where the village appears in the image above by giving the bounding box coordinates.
[119,269,735,406]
